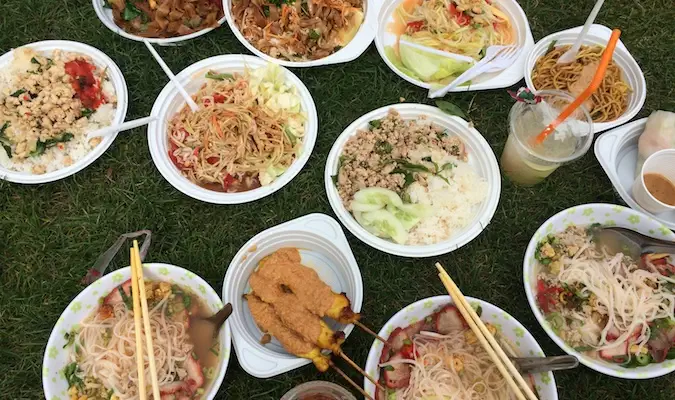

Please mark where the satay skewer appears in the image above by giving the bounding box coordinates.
[337,352,385,393]
[329,360,374,400]
[354,320,388,344]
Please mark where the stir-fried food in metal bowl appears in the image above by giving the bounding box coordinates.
[167,63,306,193]
[106,0,224,38]
[231,0,365,61]
[0,48,116,174]
[333,110,488,245]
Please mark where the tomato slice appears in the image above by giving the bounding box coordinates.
[206,156,220,165]
[448,3,470,26]
[406,20,425,32]
[213,93,226,103]
[223,173,235,189]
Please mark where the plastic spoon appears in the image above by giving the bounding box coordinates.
[86,116,157,139]
[533,29,621,145]
[143,39,199,112]
[557,0,606,64]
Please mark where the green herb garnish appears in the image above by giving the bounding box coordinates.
[374,140,392,155]
[63,362,83,389]
[182,294,192,310]
[309,29,321,40]
[263,5,270,16]
[81,108,95,118]
[10,89,26,97]
[102,0,112,8]
[368,119,382,129]
[0,122,11,157]
[435,100,467,119]
[122,1,143,21]
[31,57,41,65]
[118,285,132,310]
[383,365,395,371]
[205,71,234,81]
[63,331,75,349]
[545,40,558,55]
[30,132,74,157]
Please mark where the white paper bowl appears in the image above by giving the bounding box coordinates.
[223,0,376,67]
[375,0,534,91]
[363,295,559,399]
[524,24,646,134]
[0,40,128,184]
[92,0,226,45]
[147,54,318,204]
[222,213,363,378]
[42,263,232,400]
[523,203,675,379]
[324,104,501,257]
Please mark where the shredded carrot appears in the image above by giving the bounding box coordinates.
[212,115,224,138]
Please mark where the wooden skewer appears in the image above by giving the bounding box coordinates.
[435,263,537,400]
[329,360,374,400]
[134,241,161,400]
[130,247,147,400]
[337,352,386,393]
[354,320,388,344]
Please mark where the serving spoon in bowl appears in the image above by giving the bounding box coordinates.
[190,303,233,357]
[590,226,675,261]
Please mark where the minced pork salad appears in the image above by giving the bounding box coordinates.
[333,109,488,245]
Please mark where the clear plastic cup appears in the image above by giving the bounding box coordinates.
[500,90,594,186]
[280,381,357,400]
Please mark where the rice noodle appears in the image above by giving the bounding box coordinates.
[71,294,193,400]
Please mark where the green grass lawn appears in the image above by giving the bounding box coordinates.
[1,0,675,399]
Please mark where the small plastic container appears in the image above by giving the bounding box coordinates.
[222,213,363,378]
[91,0,226,45]
[375,0,534,91]
[223,0,376,67]
[594,118,675,230]
[500,90,594,186]
[632,149,675,214]
[524,24,646,134]
[0,40,128,184]
[281,381,357,400]
[324,103,501,258]
[147,54,318,204]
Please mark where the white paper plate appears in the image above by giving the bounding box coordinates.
[222,213,363,378]
[363,295,559,399]
[324,104,501,257]
[375,0,534,91]
[224,0,376,67]
[523,203,675,379]
[595,118,675,230]
[42,263,232,400]
[147,54,318,204]
[0,40,128,184]
[524,24,646,134]
[92,0,227,45]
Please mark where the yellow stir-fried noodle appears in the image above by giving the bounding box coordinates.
[397,0,514,59]
[532,45,630,122]
[168,73,301,192]
[71,296,193,400]
[384,331,519,400]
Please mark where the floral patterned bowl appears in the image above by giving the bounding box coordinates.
[523,203,675,379]
[363,295,558,399]
[42,263,232,400]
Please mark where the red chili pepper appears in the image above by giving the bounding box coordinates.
[400,342,419,359]
[213,93,226,103]
[448,3,470,26]
[536,279,562,314]
[64,59,104,109]
[223,173,235,189]
[23,95,30,101]
[406,20,425,32]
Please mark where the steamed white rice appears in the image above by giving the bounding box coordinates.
[406,159,488,245]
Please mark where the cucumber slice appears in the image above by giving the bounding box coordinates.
[351,201,385,212]
[353,211,386,237]
[353,188,404,209]
[396,202,432,218]
[360,209,408,244]
[385,204,420,230]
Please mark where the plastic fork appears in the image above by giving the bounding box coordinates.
[428,45,522,98]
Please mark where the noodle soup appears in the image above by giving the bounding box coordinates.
[534,224,675,368]
[62,280,221,400]
[374,303,537,399]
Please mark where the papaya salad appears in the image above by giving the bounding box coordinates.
[385,0,515,84]
[231,0,365,61]
[332,109,488,246]
[535,225,675,367]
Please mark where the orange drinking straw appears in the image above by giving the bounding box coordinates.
[533,29,622,145]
